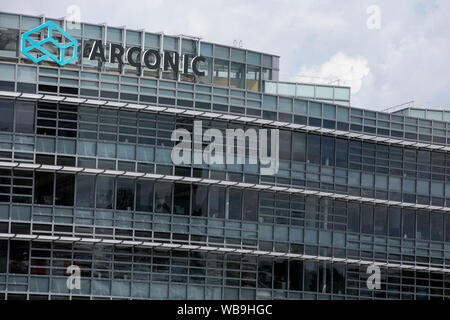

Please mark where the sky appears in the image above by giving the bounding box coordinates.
[4,0,450,111]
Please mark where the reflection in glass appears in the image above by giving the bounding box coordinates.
[230,62,245,89]
[76,174,95,208]
[55,173,75,206]
[34,172,54,205]
[155,182,172,213]
[192,185,208,217]
[116,178,134,211]
[174,183,190,215]
[208,186,225,218]
[213,60,228,87]
[96,176,114,209]
[228,188,242,220]
[136,180,154,212]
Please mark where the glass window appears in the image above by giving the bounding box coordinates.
[0,240,6,273]
[247,51,260,65]
[324,104,336,119]
[213,60,229,87]
[289,260,303,291]
[173,183,190,215]
[84,24,102,39]
[116,178,134,211]
[307,134,321,164]
[0,13,20,28]
[360,205,373,234]
[246,66,260,92]
[388,207,401,237]
[55,173,74,206]
[335,139,348,168]
[77,140,96,156]
[402,209,415,239]
[136,180,154,212]
[294,100,307,115]
[0,99,14,132]
[98,142,116,158]
[445,215,450,243]
[118,144,136,160]
[155,182,172,213]
[274,260,288,289]
[163,36,178,51]
[107,28,122,42]
[0,30,18,58]
[34,172,54,205]
[209,186,225,218]
[9,241,29,274]
[126,30,141,46]
[332,264,345,294]
[416,211,429,240]
[215,45,229,59]
[230,63,245,89]
[145,33,160,48]
[18,66,36,83]
[76,174,95,208]
[228,188,242,220]
[258,258,272,288]
[200,43,213,56]
[347,203,359,233]
[374,206,387,236]
[278,97,292,112]
[192,185,208,217]
[321,136,335,166]
[430,213,443,242]
[198,57,213,84]
[231,48,245,62]
[243,190,258,221]
[304,261,317,292]
[292,132,306,163]
[96,176,114,209]
[279,131,291,162]
[309,102,322,117]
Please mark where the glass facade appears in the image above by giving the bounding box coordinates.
[0,11,449,300]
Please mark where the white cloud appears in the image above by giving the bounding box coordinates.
[294,53,370,93]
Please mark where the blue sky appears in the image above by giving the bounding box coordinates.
[4,0,450,110]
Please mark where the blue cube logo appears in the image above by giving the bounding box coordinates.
[22,21,78,66]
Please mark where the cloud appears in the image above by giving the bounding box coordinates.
[294,53,370,93]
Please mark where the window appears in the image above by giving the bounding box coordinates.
[430,213,443,242]
[243,190,258,221]
[136,180,154,212]
[246,66,260,92]
[274,260,288,289]
[416,211,429,240]
[332,264,345,294]
[258,258,272,288]
[155,182,172,213]
[192,185,208,217]
[14,100,35,133]
[289,260,303,291]
[34,172,54,205]
[96,176,114,209]
[321,136,335,166]
[173,183,190,215]
[388,207,401,237]
[208,186,225,218]
[292,132,306,162]
[0,240,6,273]
[230,62,245,89]
[307,134,320,164]
[402,209,415,239]
[347,203,359,233]
[335,139,348,168]
[304,261,317,292]
[116,178,134,211]
[76,174,95,208]
[228,188,242,220]
[0,99,14,132]
[55,173,74,206]
[9,241,29,274]
[213,60,229,87]
[360,205,373,234]
[374,206,387,236]
[279,131,291,162]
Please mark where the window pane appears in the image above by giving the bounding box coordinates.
[155,182,172,213]
[192,185,208,217]
[279,131,291,162]
[136,180,154,212]
[208,186,225,218]
[374,206,387,236]
[292,132,306,162]
[304,261,317,292]
[430,213,443,242]
[14,101,35,133]
[347,203,359,233]
[228,188,242,220]
[55,173,74,206]
[321,136,335,166]
[402,209,415,239]
[116,178,134,211]
[289,260,303,291]
[388,207,401,237]
[335,139,348,168]
[0,240,6,273]
[416,211,429,240]
[213,60,228,87]
[307,134,320,164]
[360,205,373,234]
[246,66,260,92]
[230,62,245,89]
[0,99,14,132]
[243,190,258,221]
[9,241,29,274]
[96,176,114,209]
[173,183,190,215]
[76,174,95,208]
[34,172,54,205]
